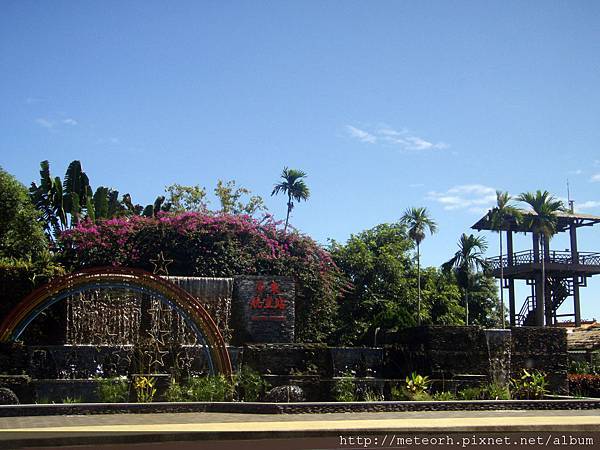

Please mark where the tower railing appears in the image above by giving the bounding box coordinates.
[486,250,600,271]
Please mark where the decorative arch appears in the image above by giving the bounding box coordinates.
[0,267,232,376]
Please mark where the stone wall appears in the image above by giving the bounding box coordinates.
[231,276,295,344]
[381,326,568,394]
[511,327,568,394]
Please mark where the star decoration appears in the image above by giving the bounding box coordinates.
[150,251,173,275]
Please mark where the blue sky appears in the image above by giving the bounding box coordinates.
[2,1,599,321]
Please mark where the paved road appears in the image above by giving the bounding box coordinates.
[0,410,599,449]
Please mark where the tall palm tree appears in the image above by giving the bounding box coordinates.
[487,191,522,328]
[271,167,310,232]
[400,207,437,325]
[442,234,488,325]
[517,190,564,325]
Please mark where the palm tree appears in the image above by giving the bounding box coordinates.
[271,167,310,232]
[442,233,488,325]
[400,207,437,325]
[487,191,522,328]
[517,190,564,326]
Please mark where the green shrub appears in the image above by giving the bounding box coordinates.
[510,369,548,400]
[333,373,356,402]
[484,382,510,400]
[411,391,432,401]
[362,389,384,402]
[390,384,432,401]
[432,391,456,401]
[569,360,599,375]
[164,379,186,402]
[186,375,234,402]
[95,376,129,403]
[458,387,483,400]
[405,372,430,395]
[390,384,410,400]
[62,396,83,403]
[236,366,269,402]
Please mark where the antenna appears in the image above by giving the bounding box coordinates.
[567,179,574,213]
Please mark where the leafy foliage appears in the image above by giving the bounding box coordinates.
[510,369,548,399]
[457,386,483,400]
[567,374,600,398]
[185,375,234,402]
[134,376,157,403]
[405,372,431,393]
[432,391,456,401]
[0,167,48,260]
[329,223,473,344]
[166,183,208,213]
[214,180,267,215]
[333,372,356,402]
[57,212,343,342]
[569,360,599,375]
[236,366,269,402]
[271,167,310,232]
[0,258,65,344]
[95,376,129,403]
[517,190,565,239]
[400,207,437,325]
[442,233,488,325]
[484,382,511,400]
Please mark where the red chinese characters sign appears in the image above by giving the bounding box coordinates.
[249,280,287,321]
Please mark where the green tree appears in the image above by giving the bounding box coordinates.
[29,160,67,237]
[487,191,521,328]
[0,167,48,260]
[62,160,93,226]
[329,223,415,344]
[142,196,172,217]
[214,180,266,215]
[423,268,465,325]
[271,168,310,232]
[517,190,564,325]
[400,207,437,325]
[442,233,488,325]
[165,183,208,213]
[467,273,502,328]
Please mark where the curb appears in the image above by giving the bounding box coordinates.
[1,399,599,417]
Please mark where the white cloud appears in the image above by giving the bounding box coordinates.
[427,184,497,212]
[346,125,377,144]
[576,200,600,211]
[35,116,78,131]
[35,118,55,129]
[568,169,583,175]
[25,97,43,104]
[345,124,448,151]
[591,173,600,182]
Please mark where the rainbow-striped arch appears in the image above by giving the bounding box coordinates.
[0,267,232,377]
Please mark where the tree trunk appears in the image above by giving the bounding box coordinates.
[465,289,469,326]
[417,243,421,325]
[284,193,291,232]
[500,232,505,328]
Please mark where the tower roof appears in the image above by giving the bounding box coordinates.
[471,209,600,233]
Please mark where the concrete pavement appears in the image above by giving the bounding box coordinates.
[1,410,599,448]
